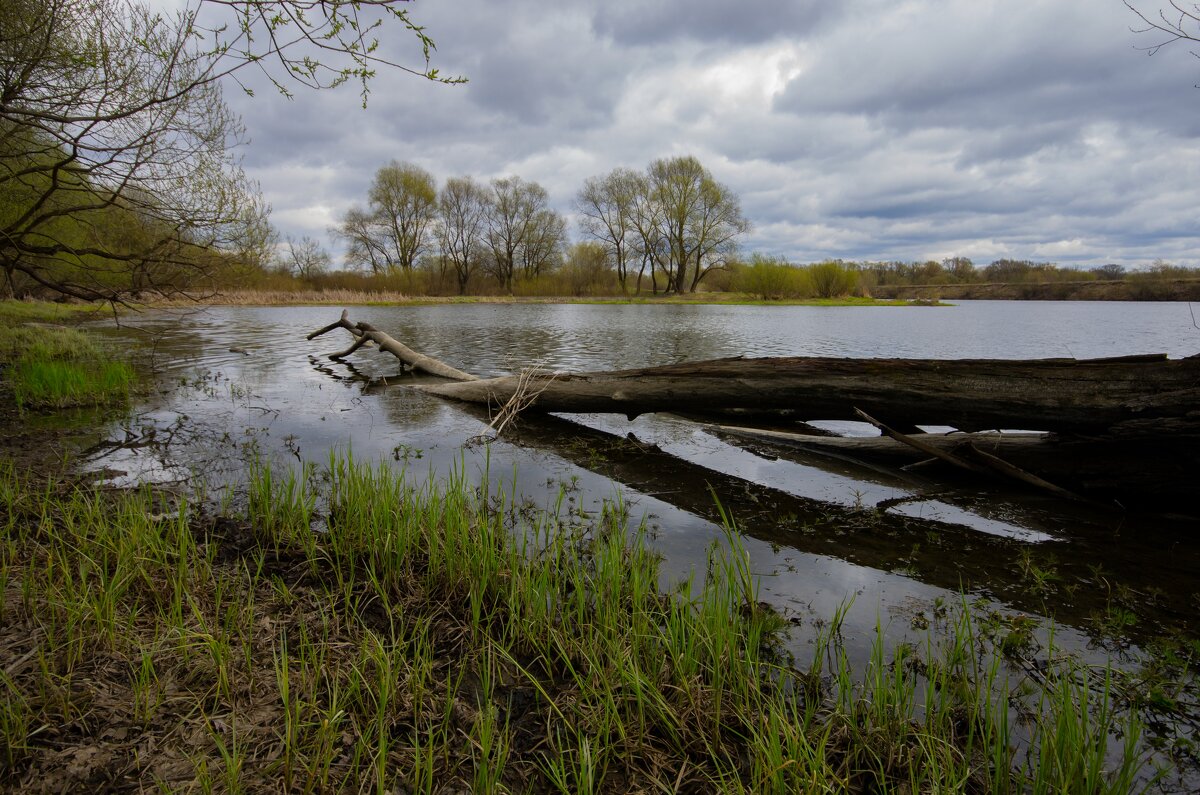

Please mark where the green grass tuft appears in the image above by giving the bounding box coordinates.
[0,306,133,411]
[10,359,134,409]
[0,456,1159,793]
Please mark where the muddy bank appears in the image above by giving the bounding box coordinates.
[873,278,1200,301]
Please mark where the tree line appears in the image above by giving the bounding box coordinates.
[727,255,1200,301]
[309,155,749,296]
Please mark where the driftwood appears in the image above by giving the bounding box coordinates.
[308,311,1200,511]
[419,353,1200,435]
[308,309,477,381]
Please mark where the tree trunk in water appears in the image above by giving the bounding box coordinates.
[307,310,477,381]
[418,353,1200,435]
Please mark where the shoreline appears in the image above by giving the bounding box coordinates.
[872,277,1200,302]
[137,291,923,308]
[0,297,1188,791]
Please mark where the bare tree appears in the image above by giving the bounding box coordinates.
[283,235,330,279]
[575,168,640,293]
[626,172,666,294]
[336,161,438,274]
[684,175,750,292]
[1126,3,1200,65]
[436,176,489,294]
[483,176,563,292]
[0,0,456,302]
[520,208,566,281]
[335,206,390,274]
[647,156,748,293]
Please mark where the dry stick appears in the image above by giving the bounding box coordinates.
[469,367,558,445]
[854,407,1090,503]
[965,443,1090,503]
[853,408,989,475]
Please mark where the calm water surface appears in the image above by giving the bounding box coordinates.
[84,299,1200,786]
[87,301,1197,704]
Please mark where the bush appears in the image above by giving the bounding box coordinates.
[734,255,811,299]
[805,260,859,298]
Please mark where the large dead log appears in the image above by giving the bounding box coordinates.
[419,353,1200,435]
[308,311,1199,510]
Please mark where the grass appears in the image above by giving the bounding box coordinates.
[0,455,1157,793]
[0,301,133,411]
[0,299,113,326]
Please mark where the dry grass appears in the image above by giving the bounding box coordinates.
[144,289,415,306]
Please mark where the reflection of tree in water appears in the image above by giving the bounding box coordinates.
[310,355,445,428]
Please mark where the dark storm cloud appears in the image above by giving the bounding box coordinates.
[590,0,838,45]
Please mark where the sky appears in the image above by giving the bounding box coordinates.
[221,0,1200,269]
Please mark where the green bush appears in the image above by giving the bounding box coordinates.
[805,260,859,298]
[733,255,812,299]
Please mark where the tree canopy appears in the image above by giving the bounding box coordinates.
[335,161,438,274]
[577,157,749,294]
[0,0,453,301]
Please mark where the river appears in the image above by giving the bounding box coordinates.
[87,299,1200,786]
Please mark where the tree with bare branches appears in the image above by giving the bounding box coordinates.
[1126,2,1200,68]
[575,168,640,294]
[335,161,438,274]
[436,176,489,294]
[0,0,455,301]
[647,156,749,294]
[283,235,330,279]
[482,177,564,292]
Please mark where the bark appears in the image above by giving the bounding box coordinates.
[307,310,477,381]
[419,352,1200,435]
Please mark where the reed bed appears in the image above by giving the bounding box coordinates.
[0,456,1152,793]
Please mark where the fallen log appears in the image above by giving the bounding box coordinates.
[418,352,1200,435]
[308,311,1200,511]
[309,311,1199,435]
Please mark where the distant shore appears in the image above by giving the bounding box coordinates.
[141,290,923,307]
[872,278,1200,302]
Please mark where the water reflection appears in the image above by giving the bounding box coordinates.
[90,302,1200,652]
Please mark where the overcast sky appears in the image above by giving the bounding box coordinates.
[223,0,1200,268]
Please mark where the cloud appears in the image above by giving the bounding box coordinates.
[591,0,838,45]
[227,0,1200,268]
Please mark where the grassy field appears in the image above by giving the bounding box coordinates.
[0,456,1151,793]
[0,300,133,411]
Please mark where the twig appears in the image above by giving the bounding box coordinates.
[467,366,557,445]
[854,408,989,474]
[854,408,1092,503]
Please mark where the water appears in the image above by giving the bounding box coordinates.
[88,300,1200,780]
